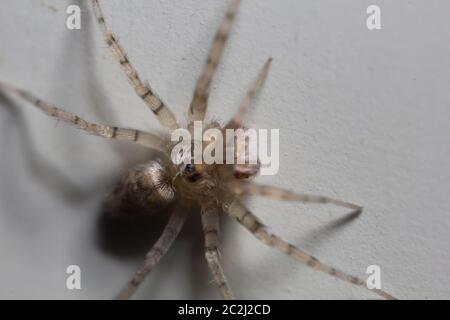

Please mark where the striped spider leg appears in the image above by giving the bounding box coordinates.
[91,0,179,132]
[201,202,235,300]
[175,0,243,298]
[116,206,188,300]
[0,81,164,151]
[229,181,363,214]
[188,0,241,123]
[221,188,395,300]
[225,57,273,131]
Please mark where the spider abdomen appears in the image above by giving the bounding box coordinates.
[102,160,175,218]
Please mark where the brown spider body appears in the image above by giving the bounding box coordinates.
[0,0,397,300]
[103,120,257,219]
[103,160,176,218]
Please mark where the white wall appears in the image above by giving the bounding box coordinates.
[0,0,449,299]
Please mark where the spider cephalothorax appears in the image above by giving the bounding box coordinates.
[103,120,258,215]
[0,0,396,300]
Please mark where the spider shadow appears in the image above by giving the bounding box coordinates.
[298,210,363,249]
[96,203,234,299]
[95,208,175,261]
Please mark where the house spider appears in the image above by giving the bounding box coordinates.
[0,0,396,300]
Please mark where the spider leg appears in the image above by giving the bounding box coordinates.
[0,81,165,150]
[188,0,241,122]
[116,207,188,300]
[90,0,179,131]
[223,200,396,300]
[201,203,235,299]
[225,58,272,130]
[229,181,363,214]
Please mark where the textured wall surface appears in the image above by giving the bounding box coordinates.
[0,0,449,299]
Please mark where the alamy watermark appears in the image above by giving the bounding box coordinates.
[66,264,81,290]
[367,5,381,30]
[63,263,384,293]
[170,121,280,176]
[66,4,382,32]
[366,264,382,290]
[66,5,81,30]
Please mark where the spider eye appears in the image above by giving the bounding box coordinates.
[182,164,202,182]
[184,164,195,173]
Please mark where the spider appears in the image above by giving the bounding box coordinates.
[0,0,395,300]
